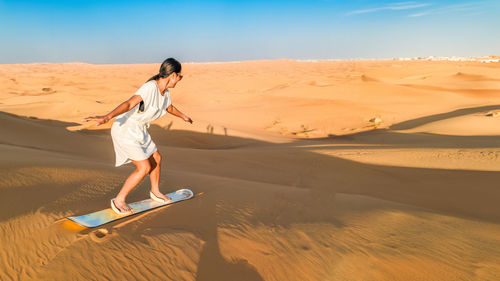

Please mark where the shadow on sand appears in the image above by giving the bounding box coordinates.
[2,105,500,280]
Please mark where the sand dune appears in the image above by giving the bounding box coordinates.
[1,59,500,280]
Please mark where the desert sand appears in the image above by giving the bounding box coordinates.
[1,59,499,281]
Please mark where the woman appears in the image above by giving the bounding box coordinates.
[82,58,193,214]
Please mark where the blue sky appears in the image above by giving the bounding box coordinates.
[0,0,499,63]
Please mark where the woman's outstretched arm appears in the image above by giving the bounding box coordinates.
[167,104,193,124]
[82,95,143,125]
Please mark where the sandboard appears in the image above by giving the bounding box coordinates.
[66,189,194,228]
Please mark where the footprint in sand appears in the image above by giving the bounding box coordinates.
[307,80,332,87]
[485,111,500,117]
[89,228,117,243]
[360,75,379,82]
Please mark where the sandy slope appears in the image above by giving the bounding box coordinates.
[1,60,500,281]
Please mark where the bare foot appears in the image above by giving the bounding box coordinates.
[151,190,172,202]
[113,198,132,213]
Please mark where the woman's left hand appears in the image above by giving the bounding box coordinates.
[183,116,193,124]
[81,115,110,126]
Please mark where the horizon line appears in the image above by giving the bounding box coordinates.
[1,55,499,66]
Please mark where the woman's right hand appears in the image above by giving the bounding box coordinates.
[81,115,110,126]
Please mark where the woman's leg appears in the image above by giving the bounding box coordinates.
[148,150,172,202]
[113,158,152,212]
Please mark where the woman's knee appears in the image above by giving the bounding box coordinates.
[153,151,162,163]
[136,161,152,175]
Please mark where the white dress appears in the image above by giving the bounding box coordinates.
[111,80,172,167]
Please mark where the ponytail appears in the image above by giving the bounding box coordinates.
[145,58,182,83]
[146,73,161,82]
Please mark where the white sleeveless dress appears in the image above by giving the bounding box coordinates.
[111,80,172,167]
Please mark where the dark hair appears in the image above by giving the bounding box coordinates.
[147,58,182,82]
